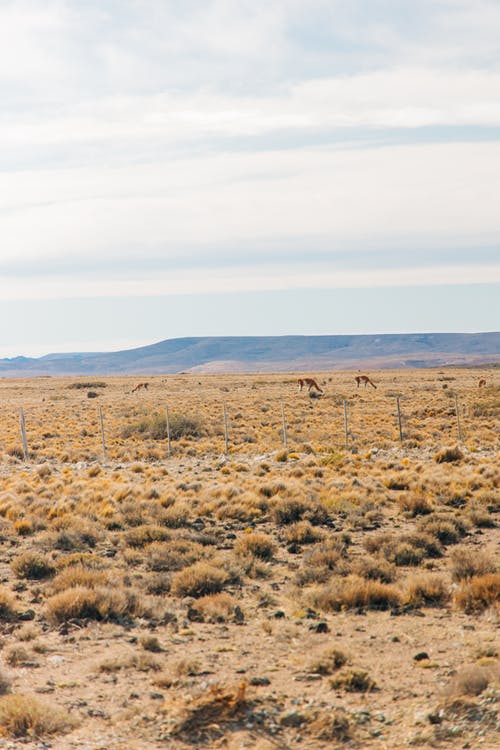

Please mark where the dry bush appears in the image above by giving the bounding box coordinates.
[189,593,239,623]
[11,553,55,580]
[309,575,401,612]
[418,513,468,545]
[398,493,433,516]
[365,531,442,566]
[140,635,162,652]
[455,573,500,613]
[0,668,12,696]
[271,498,328,525]
[444,664,500,697]
[4,646,31,667]
[167,681,247,738]
[0,588,17,620]
[55,552,107,570]
[403,573,450,607]
[283,520,323,545]
[434,446,464,464]
[171,562,230,598]
[234,533,276,560]
[308,647,348,675]
[145,538,204,571]
[174,657,202,676]
[45,585,146,624]
[43,523,101,551]
[353,556,396,583]
[0,694,77,737]
[295,536,351,585]
[467,505,496,528]
[99,653,161,673]
[123,412,204,440]
[308,709,351,741]
[450,548,497,582]
[50,564,109,592]
[124,524,171,548]
[330,668,377,692]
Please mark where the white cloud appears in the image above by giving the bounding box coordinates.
[1,141,499,270]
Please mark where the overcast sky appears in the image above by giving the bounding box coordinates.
[1,0,499,356]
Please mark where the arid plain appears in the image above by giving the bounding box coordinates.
[0,368,498,749]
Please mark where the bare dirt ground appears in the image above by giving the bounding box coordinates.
[0,368,498,749]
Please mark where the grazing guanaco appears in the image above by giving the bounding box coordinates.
[131,382,149,393]
[355,375,377,389]
[478,378,487,388]
[298,378,323,394]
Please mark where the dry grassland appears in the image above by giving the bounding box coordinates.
[0,368,498,749]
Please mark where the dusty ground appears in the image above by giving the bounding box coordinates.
[0,369,498,749]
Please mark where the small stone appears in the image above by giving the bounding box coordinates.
[273,610,286,619]
[280,711,306,728]
[312,621,329,633]
[414,652,429,662]
[150,693,164,700]
[250,677,271,686]
[18,609,36,621]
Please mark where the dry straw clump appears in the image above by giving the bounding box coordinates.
[11,553,55,580]
[455,573,500,613]
[234,532,276,560]
[0,694,77,738]
[309,575,401,612]
[171,562,230,598]
[45,585,146,624]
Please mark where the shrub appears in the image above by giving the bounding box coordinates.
[124,525,171,548]
[234,533,276,560]
[434,446,463,464]
[68,382,106,390]
[455,573,500,613]
[0,588,16,620]
[309,709,351,741]
[145,539,204,571]
[398,494,433,517]
[122,412,204,440]
[11,553,55,580]
[308,648,348,675]
[0,694,77,737]
[171,562,230,598]
[418,514,468,545]
[403,574,450,607]
[271,498,328,526]
[189,593,239,623]
[45,585,146,624]
[283,521,323,545]
[450,548,496,582]
[50,565,109,592]
[330,668,377,692]
[310,576,401,612]
[353,557,396,583]
[445,665,498,697]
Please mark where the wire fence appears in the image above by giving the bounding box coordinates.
[2,385,496,465]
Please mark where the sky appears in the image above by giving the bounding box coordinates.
[0,0,499,357]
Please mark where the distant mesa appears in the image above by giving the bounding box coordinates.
[0,333,498,377]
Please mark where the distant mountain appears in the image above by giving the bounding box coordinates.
[0,333,498,377]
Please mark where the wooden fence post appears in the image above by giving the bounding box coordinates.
[165,405,171,456]
[343,400,348,451]
[396,397,404,445]
[223,402,229,455]
[19,408,29,462]
[99,406,107,462]
[281,399,288,449]
[454,394,462,442]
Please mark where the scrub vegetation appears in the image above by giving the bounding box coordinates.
[0,369,497,748]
